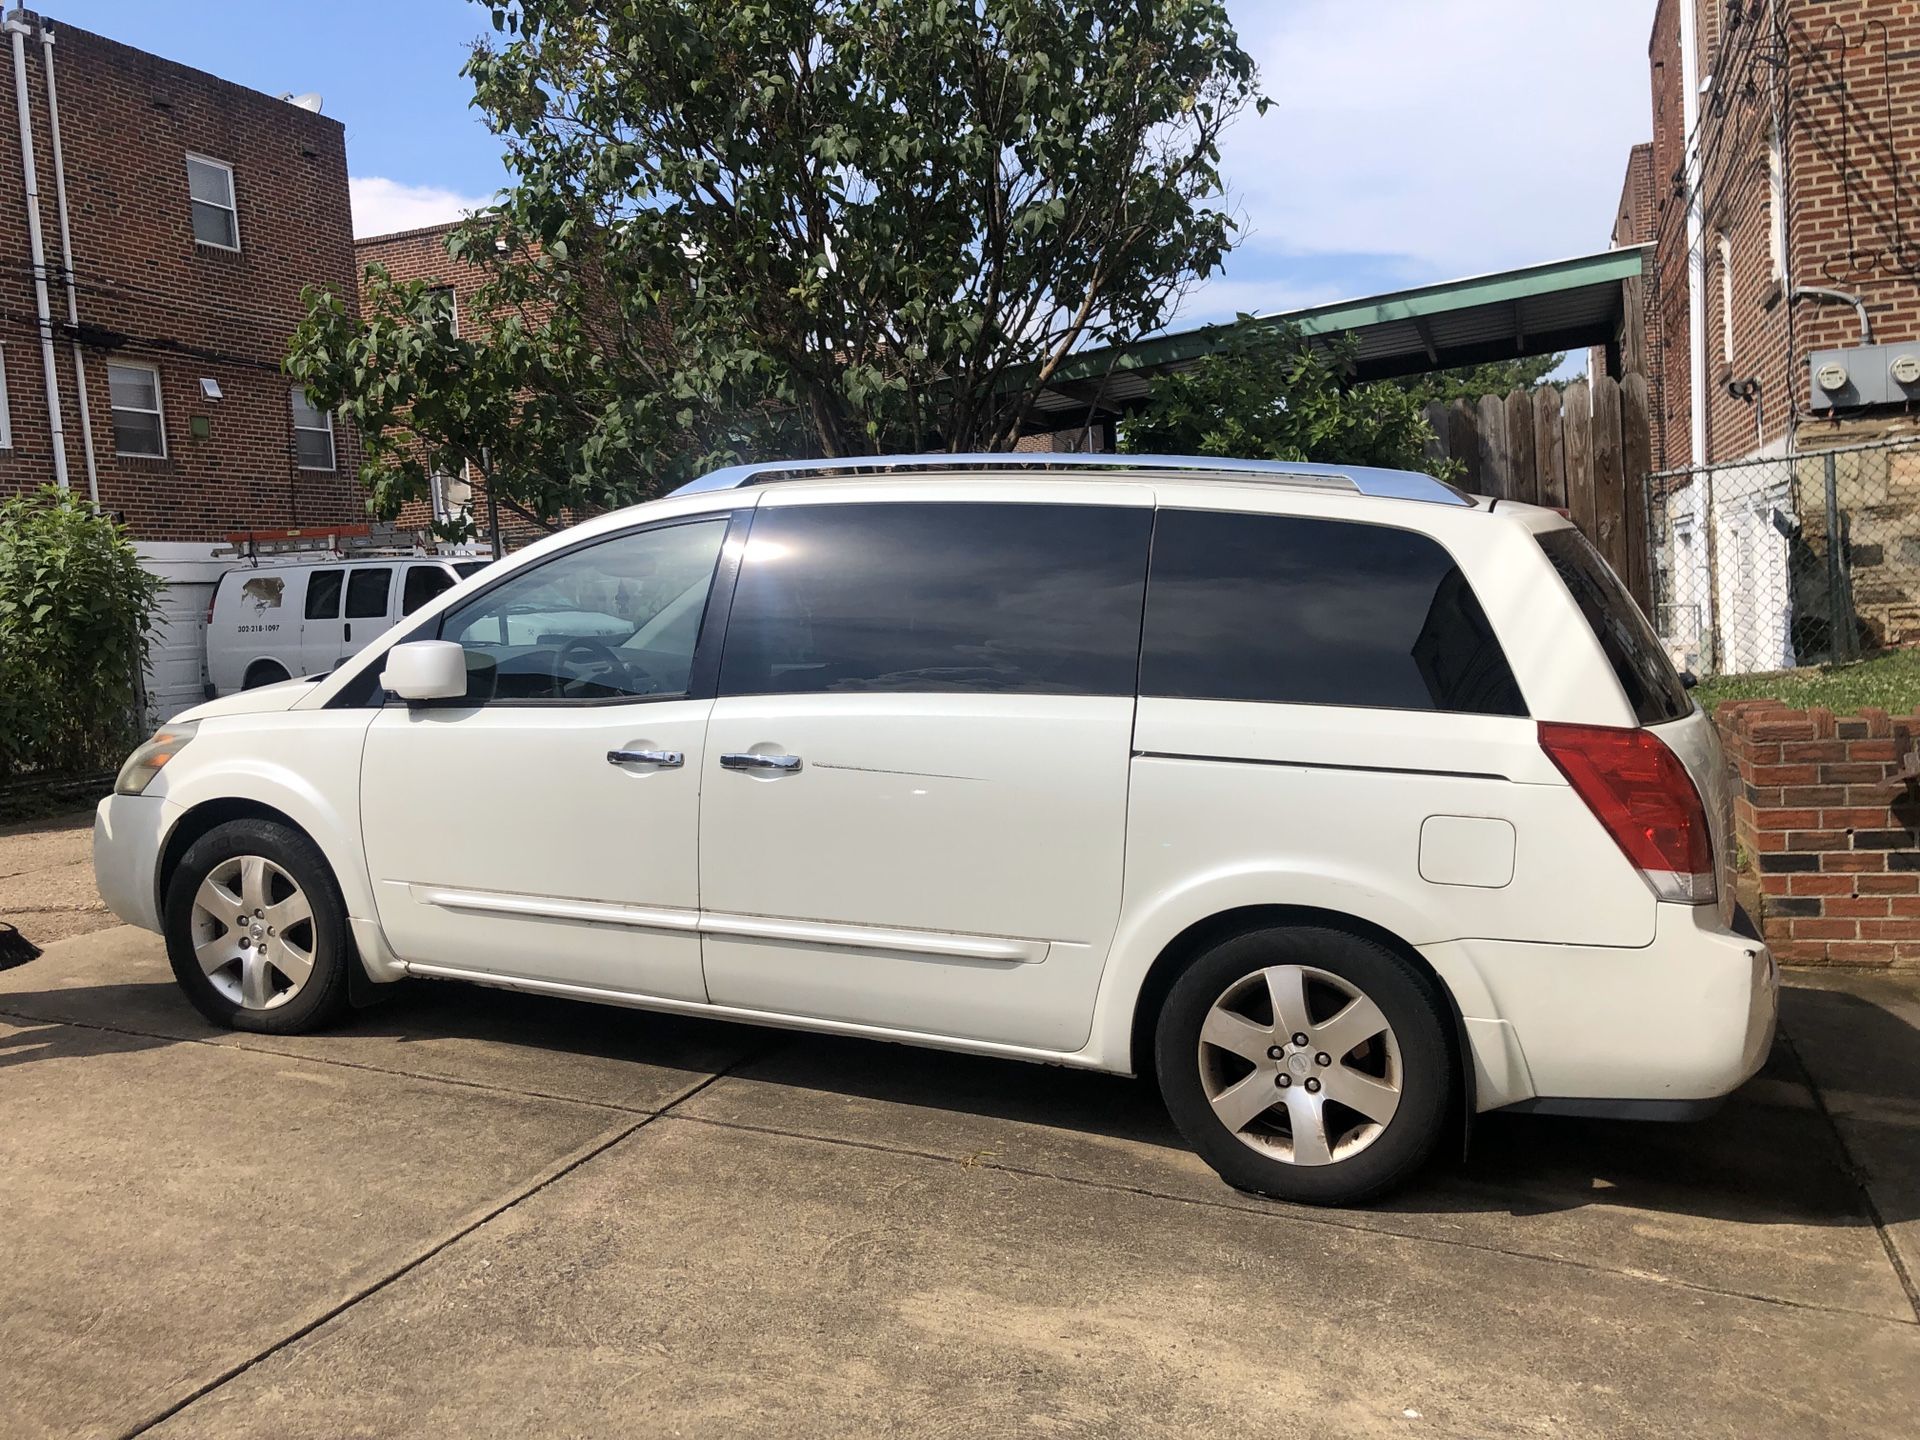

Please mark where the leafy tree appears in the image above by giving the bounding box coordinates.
[1119,323,1454,476]
[289,0,1265,529]
[0,488,162,778]
[1396,353,1566,407]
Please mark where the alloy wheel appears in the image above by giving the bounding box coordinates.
[188,854,316,1011]
[1196,963,1403,1166]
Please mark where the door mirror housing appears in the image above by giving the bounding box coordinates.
[381,641,469,702]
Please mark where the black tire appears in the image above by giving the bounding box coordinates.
[242,661,290,691]
[164,818,352,1034]
[1154,925,1455,1206]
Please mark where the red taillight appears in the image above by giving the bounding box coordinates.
[1538,721,1716,903]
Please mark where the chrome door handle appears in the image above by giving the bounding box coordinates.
[719,752,802,773]
[607,749,683,768]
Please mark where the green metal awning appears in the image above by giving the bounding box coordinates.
[1027,246,1649,431]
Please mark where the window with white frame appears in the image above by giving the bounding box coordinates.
[186,154,239,250]
[0,344,12,449]
[108,361,166,458]
[291,387,336,470]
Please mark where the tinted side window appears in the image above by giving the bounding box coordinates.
[719,502,1151,697]
[1141,509,1526,715]
[346,567,392,620]
[1537,527,1690,724]
[402,565,455,615]
[305,568,343,619]
[441,518,728,702]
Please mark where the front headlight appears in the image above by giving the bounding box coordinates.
[114,722,198,796]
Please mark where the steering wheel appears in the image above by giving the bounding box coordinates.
[552,636,650,697]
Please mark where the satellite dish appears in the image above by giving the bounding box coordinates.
[282,92,324,113]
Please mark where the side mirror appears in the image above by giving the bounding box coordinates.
[381,641,469,702]
[1680,670,1700,690]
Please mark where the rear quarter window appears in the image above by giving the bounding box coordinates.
[1536,527,1691,724]
[1140,509,1526,715]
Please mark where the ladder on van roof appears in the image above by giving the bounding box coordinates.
[214,523,443,562]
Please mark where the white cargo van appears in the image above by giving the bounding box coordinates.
[204,557,492,695]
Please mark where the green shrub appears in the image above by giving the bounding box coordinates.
[0,487,162,779]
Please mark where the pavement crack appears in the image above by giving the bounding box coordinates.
[113,1039,779,1440]
[663,1110,1920,1331]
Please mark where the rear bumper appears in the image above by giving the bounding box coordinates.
[92,793,169,934]
[1427,903,1778,1112]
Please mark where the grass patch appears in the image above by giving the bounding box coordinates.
[1693,646,1920,715]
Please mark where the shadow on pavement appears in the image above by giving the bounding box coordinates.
[1,960,1910,1233]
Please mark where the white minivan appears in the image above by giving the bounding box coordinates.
[205,557,493,695]
[95,455,1777,1205]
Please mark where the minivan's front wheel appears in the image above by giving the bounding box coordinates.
[164,818,351,1034]
[1155,926,1454,1205]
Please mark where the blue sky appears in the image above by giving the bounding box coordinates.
[75,1,1656,355]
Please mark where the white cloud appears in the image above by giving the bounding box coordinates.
[1216,0,1655,275]
[349,176,495,239]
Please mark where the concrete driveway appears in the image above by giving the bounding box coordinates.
[1,827,1917,1436]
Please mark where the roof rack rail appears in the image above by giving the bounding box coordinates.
[672,452,1473,507]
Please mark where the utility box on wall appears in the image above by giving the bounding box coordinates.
[1809,341,1920,411]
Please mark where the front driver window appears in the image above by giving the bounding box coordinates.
[440,518,728,702]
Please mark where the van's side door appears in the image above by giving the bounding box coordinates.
[696,488,1152,1052]
[341,565,396,660]
[359,512,740,998]
[298,567,345,675]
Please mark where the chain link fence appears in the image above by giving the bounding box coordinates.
[1644,437,1920,678]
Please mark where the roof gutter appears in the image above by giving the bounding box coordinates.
[38,19,96,505]
[1680,0,1708,469]
[5,8,69,490]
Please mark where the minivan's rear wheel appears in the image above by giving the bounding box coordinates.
[164,819,350,1034]
[1155,926,1454,1205]
[242,660,290,690]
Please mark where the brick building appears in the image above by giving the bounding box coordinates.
[1629,0,1920,471]
[0,11,364,532]
[0,10,367,717]
[1621,0,1920,673]
[353,221,484,538]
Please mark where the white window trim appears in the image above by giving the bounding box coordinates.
[185,152,240,253]
[1766,117,1787,285]
[1716,231,1734,371]
[291,388,337,471]
[0,343,12,450]
[108,360,167,459]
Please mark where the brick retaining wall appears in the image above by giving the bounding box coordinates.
[1714,701,1920,967]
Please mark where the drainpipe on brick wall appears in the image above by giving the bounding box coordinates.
[38,21,95,506]
[1680,0,1708,470]
[4,9,67,490]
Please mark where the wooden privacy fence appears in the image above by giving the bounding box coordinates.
[1422,372,1653,606]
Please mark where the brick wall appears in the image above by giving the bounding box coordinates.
[1647,0,1690,470]
[1640,0,1920,470]
[1717,699,1920,967]
[0,11,365,541]
[1591,143,1658,391]
[353,221,609,552]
